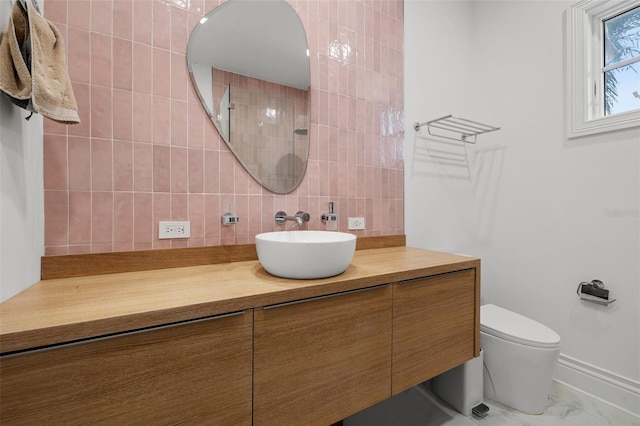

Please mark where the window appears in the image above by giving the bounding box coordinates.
[566,0,640,138]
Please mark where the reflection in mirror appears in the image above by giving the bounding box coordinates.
[187,0,311,194]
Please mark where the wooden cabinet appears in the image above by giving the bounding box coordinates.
[0,253,480,425]
[0,311,253,425]
[253,285,392,426]
[392,269,477,395]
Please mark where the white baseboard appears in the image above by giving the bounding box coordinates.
[555,354,640,419]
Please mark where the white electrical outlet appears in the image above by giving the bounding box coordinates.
[348,217,365,230]
[159,221,191,239]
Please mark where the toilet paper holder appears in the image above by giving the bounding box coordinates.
[576,279,616,305]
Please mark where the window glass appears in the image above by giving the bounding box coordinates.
[603,6,640,116]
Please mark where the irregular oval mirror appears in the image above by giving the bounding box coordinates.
[187,0,310,194]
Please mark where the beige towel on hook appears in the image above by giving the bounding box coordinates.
[0,0,80,124]
[0,1,32,104]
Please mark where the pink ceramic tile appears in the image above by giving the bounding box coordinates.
[171,193,188,220]
[133,142,153,191]
[90,85,113,139]
[171,53,188,101]
[68,137,91,190]
[133,1,153,45]
[114,141,133,191]
[188,194,205,239]
[91,243,113,253]
[68,245,91,255]
[152,96,171,144]
[114,192,134,243]
[153,1,171,49]
[233,195,249,236]
[91,0,113,35]
[92,191,113,243]
[170,100,188,145]
[44,0,67,24]
[339,94,349,131]
[329,161,339,194]
[133,42,152,94]
[44,190,68,246]
[68,0,89,30]
[43,134,68,190]
[170,147,188,193]
[152,48,171,98]
[204,194,220,239]
[134,192,153,243]
[68,191,91,245]
[317,89,328,125]
[188,102,204,148]
[113,0,133,39]
[91,33,112,87]
[113,89,133,142]
[153,145,171,192]
[153,192,171,231]
[67,27,90,84]
[318,160,329,196]
[219,151,235,194]
[306,159,319,196]
[204,150,220,194]
[113,242,133,252]
[91,138,113,191]
[133,92,153,142]
[113,39,133,91]
[171,240,188,249]
[188,149,204,193]
[247,195,263,236]
[170,6,188,54]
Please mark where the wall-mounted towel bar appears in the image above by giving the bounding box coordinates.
[413,114,500,144]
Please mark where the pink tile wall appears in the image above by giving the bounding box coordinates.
[42,0,404,255]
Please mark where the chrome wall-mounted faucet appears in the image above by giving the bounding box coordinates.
[275,211,310,227]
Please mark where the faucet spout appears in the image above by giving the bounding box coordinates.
[275,210,310,227]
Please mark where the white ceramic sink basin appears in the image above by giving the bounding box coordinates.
[255,231,357,279]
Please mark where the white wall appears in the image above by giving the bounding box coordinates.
[0,1,44,302]
[405,0,639,415]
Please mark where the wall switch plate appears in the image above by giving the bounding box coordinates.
[348,217,365,230]
[159,221,191,239]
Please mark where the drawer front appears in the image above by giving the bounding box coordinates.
[392,269,476,395]
[254,285,392,426]
[0,311,253,425]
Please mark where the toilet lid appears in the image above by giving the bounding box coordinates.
[480,304,561,349]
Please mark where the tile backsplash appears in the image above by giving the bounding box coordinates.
[43,0,404,255]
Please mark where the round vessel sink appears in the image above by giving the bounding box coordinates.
[255,231,357,279]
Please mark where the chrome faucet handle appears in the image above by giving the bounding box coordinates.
[275,211,289,225]
[295,211,311,224]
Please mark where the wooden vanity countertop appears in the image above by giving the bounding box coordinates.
[0,246,479,354]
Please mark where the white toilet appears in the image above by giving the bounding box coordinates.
[481,304,561,414]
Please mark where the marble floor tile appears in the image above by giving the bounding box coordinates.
[344,382,640,426]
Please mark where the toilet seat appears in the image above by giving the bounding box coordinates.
[481,304,560,349]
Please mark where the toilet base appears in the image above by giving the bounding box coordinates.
[482,331,560,414]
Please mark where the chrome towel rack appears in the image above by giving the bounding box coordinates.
[414,114,500,144]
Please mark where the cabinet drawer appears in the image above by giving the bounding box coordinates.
[254,286,392,426]
[0,311,253,425]
[392,269,476,395]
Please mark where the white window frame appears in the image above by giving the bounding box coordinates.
[566,0,640,139]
